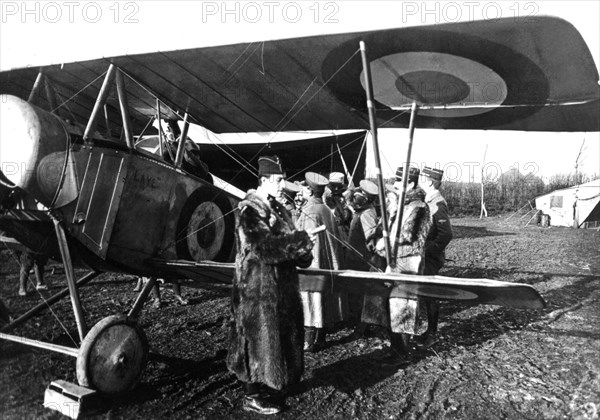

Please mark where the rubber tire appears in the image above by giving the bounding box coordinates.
[76,315,148,395]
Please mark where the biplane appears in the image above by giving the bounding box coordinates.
[1,16,598,396]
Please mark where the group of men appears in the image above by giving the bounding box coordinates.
[227,155,453,415]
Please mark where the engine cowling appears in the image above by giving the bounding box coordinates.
[0,94,72,206]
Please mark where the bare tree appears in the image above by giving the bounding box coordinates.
[574,138,586,185]
[573,138,586,227]
[480,144,488,219]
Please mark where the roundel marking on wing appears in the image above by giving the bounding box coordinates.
[360,52,508,118]
[186,201,225,261]
[176,187,235,262]
[320,28,550,129]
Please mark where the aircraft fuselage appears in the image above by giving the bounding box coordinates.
[0,95,237,277]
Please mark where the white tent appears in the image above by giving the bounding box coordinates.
[535,179,600,228]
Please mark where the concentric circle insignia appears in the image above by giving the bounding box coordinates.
[361,52,508,117]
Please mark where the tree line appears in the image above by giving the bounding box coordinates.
[436,171,598,216]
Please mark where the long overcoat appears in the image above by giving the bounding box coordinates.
[226,191,314,390]
[295,196,345,327]
[388,189,432,334]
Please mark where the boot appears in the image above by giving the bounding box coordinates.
[307,328,326,353]
[34,263,47,290]
[390,332,410,355]
[242,382,282,415]
[133,277,143,292]
[378,332,410,366]
[18,271,28,296]
[303,327,316,351]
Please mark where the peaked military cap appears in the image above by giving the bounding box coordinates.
[422,166,444,181]
[328,172,347,194]
[258,155,284,176]
[359,179,379,198]
[328,172,345,185]
[305,172,329,191]
[282,180,301,200]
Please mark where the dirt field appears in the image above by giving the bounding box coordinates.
[1,216,599,419]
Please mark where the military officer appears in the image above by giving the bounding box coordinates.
[346,180,380,334]
[227,155,314,415]
[279,180,301,214]
[418,166,453,348]
[324,172,352,240]
[295,172,345,352]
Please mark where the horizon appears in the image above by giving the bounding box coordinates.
[1,1,598,183]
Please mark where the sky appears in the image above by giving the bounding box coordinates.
[1,0,598,182]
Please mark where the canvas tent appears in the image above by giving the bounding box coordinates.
[535,179,600,228]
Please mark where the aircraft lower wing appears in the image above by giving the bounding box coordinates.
[0,234,27,252]
[152,260,546,310]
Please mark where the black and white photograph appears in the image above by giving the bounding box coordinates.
[0,1,598,418]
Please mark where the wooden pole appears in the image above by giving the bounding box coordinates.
[0,332,78,357]
[392,102,418,260]
[53,219,88,342]
[175,113,190,169]
[27,70,44,103]
[115,70,134,149]
[84,64,117,143]
[359,41,392,267]
[128,277,158,319]
[43,75,58,114]
[156,99,164,158]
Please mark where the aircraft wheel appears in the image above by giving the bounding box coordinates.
[76,315,148,395]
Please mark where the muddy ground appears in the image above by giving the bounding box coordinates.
[1,216,599,419]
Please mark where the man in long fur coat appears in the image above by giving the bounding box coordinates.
[372,168,431,361]
[227,156,314,415]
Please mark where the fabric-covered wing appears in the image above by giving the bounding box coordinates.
[1,16,597,133]
[153,260,545,309]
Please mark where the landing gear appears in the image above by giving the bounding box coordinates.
[76,315,148,395]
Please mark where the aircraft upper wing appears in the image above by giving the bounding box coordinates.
[1,16,598,134]
[153,260,545,309]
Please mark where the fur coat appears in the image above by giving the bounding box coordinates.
[362,188,431,331]
[388,188,432,334]
[226,191,314,390]
[390,190,432,275]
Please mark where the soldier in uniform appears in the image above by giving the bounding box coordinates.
[278,180,301,215]
[346,180,379,271]
[324,172,352,241]
[378,167,431,362]
[346,180,380,334]
[295,172,345,352]
[227,155,314,415]
[418,166,453,349]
